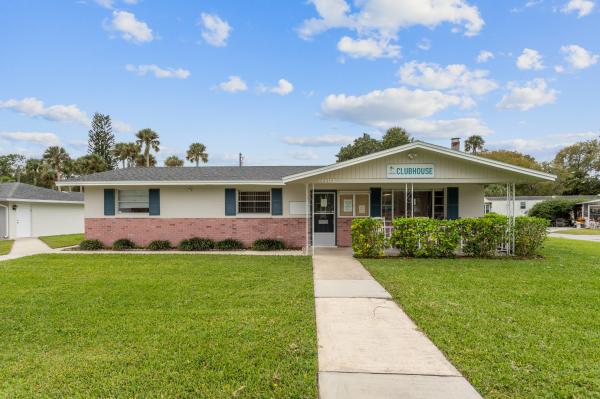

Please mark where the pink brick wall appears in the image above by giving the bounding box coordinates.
[86,218,307,249]
[336,218,353,247]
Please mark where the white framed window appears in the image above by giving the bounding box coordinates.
[520,201,527,210]
[338,192,370,218]
[118,189,149,213]
[238,191,271,213]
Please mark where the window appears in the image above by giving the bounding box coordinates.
[118,189,149,213]
[382,189,446,220]
[484,202,492,214]
[520,201,527,210]
[238,191,270,213]
[339,193,369,217]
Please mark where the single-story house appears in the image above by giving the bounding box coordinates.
[57,140,556,249]
[485,195,598,216]
[0,182,84,239]
[577,198,600,227]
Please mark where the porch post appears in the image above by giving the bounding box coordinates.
[305,183,309,255]
[411,183,414,218]
[312,183,315,256]
[512,183,516,255]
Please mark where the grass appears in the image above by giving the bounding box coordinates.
[0,254,317,398]
[555,228,600,235]
[0,240,13,255]
[38,233,84,248]
[362,238,600,398]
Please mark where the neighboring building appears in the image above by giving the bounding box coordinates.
[577,198,600,227]
[0,183,84,239]
[58,140,556,249]
[485,195,599,217]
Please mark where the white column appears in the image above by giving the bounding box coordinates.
[305,183,309,255]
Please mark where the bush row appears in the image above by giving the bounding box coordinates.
[352,214,549,258]
[78,238,286,252]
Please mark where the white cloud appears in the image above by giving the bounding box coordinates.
[337,36,400,59]
[290,149,319,160]
[401,118,493,138]
[417,38,432,51]
[0,131,60,146]
[269,79,294,95]
[125,64,190,79]
[200,13,231,47]
[561,0,595,17]
[95,0,114,8]
[554,65,566,73]
[516,48,545,70]
[299,0,484,38]
[477,50,494,63]
[0,97,89,125]
[113,120,132,133]
[560,44,599,69]
[282,134,355,147]
[108,10,154,43]
[218,76,248,93]
[321,87,462,128]
[497,79,558,111]
[398,61,498,96]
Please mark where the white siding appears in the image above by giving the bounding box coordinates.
[31,203,84,237]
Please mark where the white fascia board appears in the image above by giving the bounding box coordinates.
[282,141,556,182]
[2,198,84,204]
[56,180,286,187]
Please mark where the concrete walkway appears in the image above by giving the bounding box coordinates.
[548,232,600,242]
[0,237,53,262]
[313,248,481,399]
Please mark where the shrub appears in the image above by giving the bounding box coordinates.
[112,238,136,250]
[351,218,386,258]
[147,240,172,251]
[390,218,459,258]
[79,239,103,250]
[252,239,285,251]
[178,237,215,251]
[216,238,245,250]
[529,199,580,222]
[457,213,508,257]
[514,216,549,257]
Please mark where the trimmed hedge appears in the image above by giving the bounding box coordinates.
[79,239,103,250]
[178,237,215,251]
[112,238,136,250]
[252,239,285,251]
[216,238,245,250]
[514,216,549,257]
[351,217,385,258]
[391,218,459,257]
[147,240,172,251]
[529,199,580,222]
[457,213,508,257]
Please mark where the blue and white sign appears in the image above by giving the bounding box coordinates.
[387,164,435,179]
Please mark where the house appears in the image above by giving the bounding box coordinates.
[57,140,556,249]
[484,195,598,217]
[0,183,84,239]
[577,198,600,227]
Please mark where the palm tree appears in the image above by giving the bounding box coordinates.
[135,128,160,167]
[113,143,130,168]
[42,146,70,188]
[464,135,485,155]
[25,158,43,186]
[164,155,184,167]
[74,154,108,175]
[186,143,208,167]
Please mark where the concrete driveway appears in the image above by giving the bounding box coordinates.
[0,237,53,261]
[313,248,481,399]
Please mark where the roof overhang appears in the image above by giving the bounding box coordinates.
[0,198,83,204]
[56,180,286,187]
[282,141,556,183]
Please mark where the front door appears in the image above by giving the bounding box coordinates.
[16,204,32,238]
[313,192,336,247]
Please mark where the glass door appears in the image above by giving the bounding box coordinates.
[313,192,336,247]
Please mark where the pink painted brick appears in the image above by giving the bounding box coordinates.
[336,218,353,247]
[86,218,307,249]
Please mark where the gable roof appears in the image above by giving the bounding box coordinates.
[0,183,83,202]
[282,141,556,182]
[57,166,323,186]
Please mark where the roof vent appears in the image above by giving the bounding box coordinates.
[451,137,461,151]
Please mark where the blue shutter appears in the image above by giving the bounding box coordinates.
[370,188,381,217]
[149,189,160,216]
[225,188,236,216]
[271,188,283,216]
[447,187,459,220]
[104,189,115,216]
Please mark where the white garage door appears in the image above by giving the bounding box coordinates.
[16,205,32,238]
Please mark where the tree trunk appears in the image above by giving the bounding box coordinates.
[196,159,199,167]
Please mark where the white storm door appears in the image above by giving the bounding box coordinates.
[16,205,32,238]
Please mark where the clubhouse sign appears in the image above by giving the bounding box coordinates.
[387,164,435,179]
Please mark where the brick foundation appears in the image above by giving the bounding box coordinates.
[86,218,307,249]
[336,218,353,247]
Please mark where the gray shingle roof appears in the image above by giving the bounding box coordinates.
[0,183,83,202]
[60,166,324,183]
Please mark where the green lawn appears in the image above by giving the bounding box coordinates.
[0,254,317,398]
[555,228,600,235]
[39,233,84,248]
[0,240,13,255]
[362,238,600,398]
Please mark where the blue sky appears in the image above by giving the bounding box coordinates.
[1,0,598,165]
